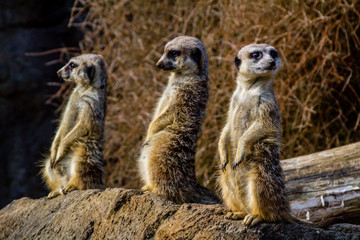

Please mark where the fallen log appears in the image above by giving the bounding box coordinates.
[282,142,360,224]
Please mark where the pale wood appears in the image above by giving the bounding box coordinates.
[282,142,360,224]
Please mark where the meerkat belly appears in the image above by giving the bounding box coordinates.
[229,91,258,132]
[139,130,169,186]
[58,153,73,177]
[138,91,177,185]
[222,162,250,205]
[229,105,256,149]
[62,107,80,135]
[138,143,152,185]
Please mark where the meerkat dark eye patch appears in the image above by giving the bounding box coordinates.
[69,62,78,69]
[167,50,181,59]
[191,47,202,66]
[84,65,96,82]
[234,56,241,70]
[249,51,262,59]
[270,49,278,59]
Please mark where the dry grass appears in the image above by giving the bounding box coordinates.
[69,0,360,189]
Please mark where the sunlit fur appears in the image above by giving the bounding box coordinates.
[138,36,218,204]
[41,54,107,198]
[218,44,292,226]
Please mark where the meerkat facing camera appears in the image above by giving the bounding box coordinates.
[218,44,291,226]
[138,36,218,204]
[41,54,107,199]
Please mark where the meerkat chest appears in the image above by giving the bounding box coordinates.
[62,90,93,125]
[154,83,177,117]
[229,88,260,133]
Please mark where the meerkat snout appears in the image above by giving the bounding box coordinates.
[57,60,79,81]
[156,59,167,70]
[267,60,276,70]
[156,49,179,71]
[156,61,164,69]
[57,68,70,80]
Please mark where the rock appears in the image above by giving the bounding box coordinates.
[0,188,359,239]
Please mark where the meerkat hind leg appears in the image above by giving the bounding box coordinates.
[141,185,153,193]
[225,211,247,220]
[62,167,85,194]
[62,162,81,194]
[47,189,63,199]
[62,183,78,194]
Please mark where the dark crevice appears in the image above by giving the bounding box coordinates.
[84,221,94,240]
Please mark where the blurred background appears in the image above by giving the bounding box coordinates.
[0,0,82,207]
[0,0,359,208]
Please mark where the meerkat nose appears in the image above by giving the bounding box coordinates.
[57,70,62,78]
[156,61,165,69]
[269,61,276,67]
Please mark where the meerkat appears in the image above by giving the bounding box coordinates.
[138,36,218,204]
[218,44,292,226]
[41,54,107,199]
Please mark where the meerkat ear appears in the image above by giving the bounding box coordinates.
[234,56,241,70]
[84,65,96,82]
[191,47,202,73]
[191,47,202,65]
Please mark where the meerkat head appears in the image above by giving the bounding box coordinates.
[234,44,281,80]
[57,54,108,89]
[156,36,208,77]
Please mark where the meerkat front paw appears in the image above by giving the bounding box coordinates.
[50,153,57,168]
[50,158,59,169]
[232,151,245,169]
[55,145,65,163]
[49,150,58,169]
[221,161,228,172]
[243,214,263,226]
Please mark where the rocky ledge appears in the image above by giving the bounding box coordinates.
[0,188,359,239]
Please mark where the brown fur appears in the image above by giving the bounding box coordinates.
[138,36,218,204]
[218,44,291,226]
[41,54,107,198]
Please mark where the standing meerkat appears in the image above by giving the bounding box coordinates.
[138,36,218,204]
[41,54,107,199]
[218,44,291,226]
